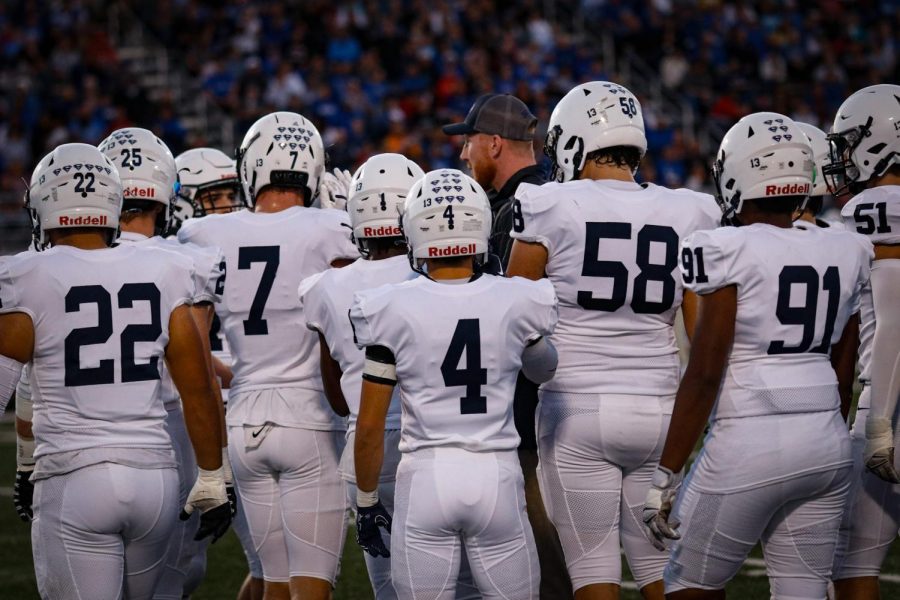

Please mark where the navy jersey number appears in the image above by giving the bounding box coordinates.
[767,265,840,355]
[441,319,487,414]
[578,222,678,314]
[64,283,162,387]
[238,246,280,335]
[853,202,892,235]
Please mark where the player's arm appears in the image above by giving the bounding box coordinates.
[167,304,232,539]
[167,304,222,469]
[643,285,736,547]
[211,355,233,389]
[0,313,34,412]
[506,240,548,280]
[864,248,900,482]
[660,285,736,472]
[830,313,859,422]
[317,331,349,417]
[681,290,699,341]
[354,344,395,558]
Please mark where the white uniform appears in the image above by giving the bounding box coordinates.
[300,255,412,598]
[178,206,358,584]
[0,244,197,599]
[116,230,224,599]
[350,274,558,600]
[510,179,720,590]
[833,186,900,579]
[668,225,872,598]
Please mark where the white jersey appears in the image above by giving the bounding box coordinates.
[0,245,196,473]
[350,274,558,453]
[178,206,358,429]
[840,186,900,398]
[299,255,415,432]
[510,179,720,395]
[116,231,225,410]
[682,224,872,420]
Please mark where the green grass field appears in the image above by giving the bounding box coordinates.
[0,419,897,599]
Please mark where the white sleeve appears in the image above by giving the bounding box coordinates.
[680,229,736,295]
[868,259,900,423]
[191,245,225,305]
[298,272,328,333]
[508,183,560,253]
[320,209,360,264]
[521,337,558,384]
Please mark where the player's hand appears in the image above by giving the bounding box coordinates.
[318,168,352,210]
[13,470,34,522]
[181,466,233,542]
[864,417,900,484]
[642,465,683,551]
[356,501,392,558]
[222,448,238,518]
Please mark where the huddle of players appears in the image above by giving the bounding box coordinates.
[0,79,897,600]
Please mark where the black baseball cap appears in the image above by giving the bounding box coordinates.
[442,94,538,141]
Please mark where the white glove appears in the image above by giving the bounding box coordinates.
[642,465,683,551]
[864,416,900,484]
[318,168,352,210]
[182,466,229,517]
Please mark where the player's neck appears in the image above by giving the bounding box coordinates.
[48,228,110,250]
[367,245,406,261]
[423,257,474,281]
[737,203,794,229]
[254,190,304,213]
[796,210,816,224]
[119,217,155,238]
[491,156,536,192]
[868,170,900,188]
[578,161,635,183]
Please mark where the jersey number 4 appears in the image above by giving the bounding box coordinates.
[441,319,487,414]
[64,283,162,387]
[579,222,679,313]
[238,246,280,335]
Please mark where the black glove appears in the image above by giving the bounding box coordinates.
[14,470,34,522]
[182,501,233,543]
[226,483,238,518]
[356,501,392,558]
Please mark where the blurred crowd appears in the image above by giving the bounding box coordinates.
[0,0,897,235]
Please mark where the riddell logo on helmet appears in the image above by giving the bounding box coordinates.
[123,186,156,198]
[765,183,810,196]
[428,243,477,257]
[363,225,402,237]
[59,215,107,226]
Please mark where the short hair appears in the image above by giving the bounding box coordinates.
[120,199,163,223]
[744,196,805,216]
[585,145,642,173]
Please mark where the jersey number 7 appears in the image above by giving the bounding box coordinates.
[238,246,280,336]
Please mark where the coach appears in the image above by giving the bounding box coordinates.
[444,94,573,599]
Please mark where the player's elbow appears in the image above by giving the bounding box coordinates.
[521,336,558,384]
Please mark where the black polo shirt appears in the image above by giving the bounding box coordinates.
[487,164,546,450]
[488,164,546,268]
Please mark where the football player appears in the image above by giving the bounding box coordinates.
[350,168,559,599]
[174,146,264,600]
[299,153,423,599]
[178,111,359,600]
[0,143,230,599]
[643,113,870,599]
[98,127,229,600]
[794,122,844,231]
[827,84,900,600]
[506,81,720,600]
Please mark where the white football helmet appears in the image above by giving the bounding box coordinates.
[237,111,325,206]
[98,127,177,232]
[824,84,900,195]
[712,112,814,224]
[27,143,122,246]
[170,147,244,233]
[348,153,425,253]
[545,81,647,182]
[401,169,492,270]
[796,122,830,197]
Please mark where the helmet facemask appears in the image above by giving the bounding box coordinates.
[824,119,871,197]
